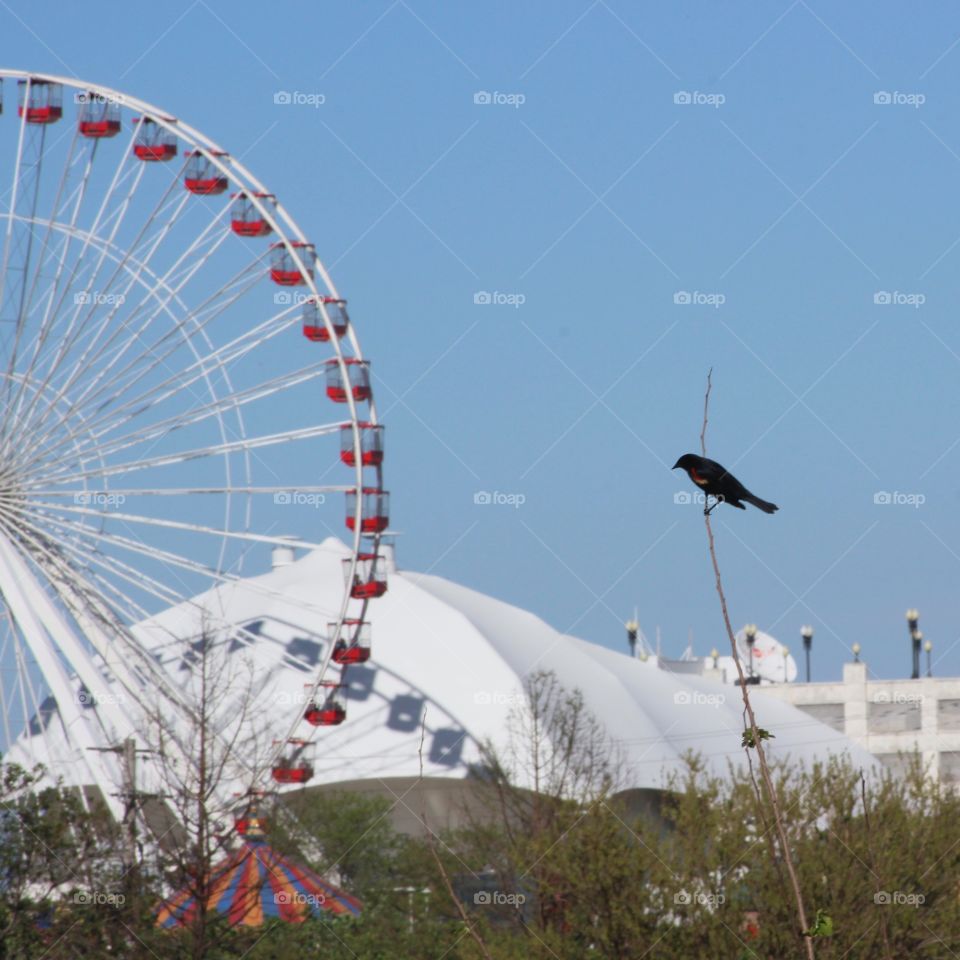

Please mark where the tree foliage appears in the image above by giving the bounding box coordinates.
[3,672,960,958]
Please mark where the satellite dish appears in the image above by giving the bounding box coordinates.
[735,627,797,683]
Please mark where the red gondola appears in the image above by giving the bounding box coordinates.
[304,682,346,726]
[234,791,267,836]
[17,79,62,124]
[302,297,349,342]
[271,739,314,784]
[345,488,389,534]
[340,422,383,467]
[78,92,120,138]
[184,150,228,195]
[270,242,314,286]
[230,192,274,237]
[343,555,387,599]
[332,620,372,665]
[325,359,370,403]
[132,117,177,162]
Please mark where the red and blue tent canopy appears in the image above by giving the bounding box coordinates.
[156,838,362,928]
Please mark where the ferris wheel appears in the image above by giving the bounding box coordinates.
[0,70,387,816]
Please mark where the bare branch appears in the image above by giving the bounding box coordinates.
[700,366,712,457]
[700,370,816,959]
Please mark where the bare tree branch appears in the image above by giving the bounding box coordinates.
[700,370,816,959]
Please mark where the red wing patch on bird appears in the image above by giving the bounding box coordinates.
[690,467,709,486]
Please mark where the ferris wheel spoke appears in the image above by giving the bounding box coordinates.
[0,516,136,789]
[34,422,348,486]
[52,247,264,420]
[0,517,146,748]
[14,131,83,354]
[4,613,38,761]
[41,189,197,392]
[12,507,262,794]
[0,125,56,410]
[54,204,237,412]
[28,484,340,498]
[0,160,149,450]
[53,540,186,624]
[16,178,192,416]
[0,507,201,724]
[4,147,192,439]
[30,365,331,471]
[32,303,302,463]
[4,255,263,470]
[0,616,19,756]
[3,107,141,390]
[65,155,187,320]
[12,631,42,764]
[25,519,210,635]
[39,161,148,358]
[69,308,304,457]
[0,103,35,337]
[16,143,99,391]
[20,508,340,623]
[63,187,195,363]
[24,250,264,452]
[55,277,259,440]
[17,638,40,755]
[27,498,344,552]
[0,504,159,646]
[0,151,101,445]
[28,142,98,305]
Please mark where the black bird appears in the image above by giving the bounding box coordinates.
[672,453,778,515]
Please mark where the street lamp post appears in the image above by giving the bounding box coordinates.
[925,639,933,678]
[852,642,861,664]
[801,626,813,682]
[625,619,638,658]
[745,624,757,679]
[907,609,920,679]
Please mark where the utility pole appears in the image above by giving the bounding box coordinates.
[88,739,161,902]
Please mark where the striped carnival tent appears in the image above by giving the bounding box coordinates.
[156,831,361,928]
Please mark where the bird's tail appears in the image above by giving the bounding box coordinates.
[745,494,778,514]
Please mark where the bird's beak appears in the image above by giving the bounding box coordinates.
[671,459,682,470]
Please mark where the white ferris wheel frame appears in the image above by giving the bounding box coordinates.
[0,68,382,818]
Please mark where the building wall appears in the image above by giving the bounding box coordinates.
[754,662,960,782]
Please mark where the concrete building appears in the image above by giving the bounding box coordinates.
[757,661,960,782]
[654,625,959,782]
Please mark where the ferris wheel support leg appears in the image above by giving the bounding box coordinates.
[0,532,139,741]
[0,532,124,818]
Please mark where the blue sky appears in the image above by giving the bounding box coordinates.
[7,1,960,682]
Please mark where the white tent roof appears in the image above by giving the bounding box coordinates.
[7,539,877,795]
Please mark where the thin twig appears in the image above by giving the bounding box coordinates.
[699,368,712,458]
[700,370,815,959]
